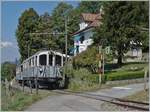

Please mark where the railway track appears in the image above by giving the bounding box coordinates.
[11,82,149,111]
[53,90,149,111]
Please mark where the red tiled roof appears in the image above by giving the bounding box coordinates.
[81,13,101,22]
[89,20,102,27]
[72,13,102,35]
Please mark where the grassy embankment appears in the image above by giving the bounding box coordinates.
[1,85,53,111]
[67,62,148,91]
[101,89,149,111]
[124,89,149,103]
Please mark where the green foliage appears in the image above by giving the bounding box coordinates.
[106,70,145,81]
[50,2,79,53]
[16,8,39,61]
[78,1,103,13]
[32,12,58,52]
[1,62,16,81]
[73,46,99,73]
[94,1,149,64]
[65,68,100,91]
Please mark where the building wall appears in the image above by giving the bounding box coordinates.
[79,22,88,30]
[125,47,142,59]
[74,28,94,56]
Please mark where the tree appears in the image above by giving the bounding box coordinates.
[78,1,104,13]
[1,62,16,81]
[94,1,149,65]
[16,8,39,62]
[50,2,79,53]
[32,12,58,52]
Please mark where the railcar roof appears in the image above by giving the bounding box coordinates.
[22,50,70,63]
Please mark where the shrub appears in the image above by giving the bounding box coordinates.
[65,68,101,91]
[72,46,99,73]
[1,62,16,81]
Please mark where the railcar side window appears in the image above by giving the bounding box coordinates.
[39,54,47,65]
[49,54,53,66]
[32,58,34,66]
[21,65,23,72]
[56,55,61,66]
[29,59,31,67]
[35,56,37,66]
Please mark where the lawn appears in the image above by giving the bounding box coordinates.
[104,62,148,81]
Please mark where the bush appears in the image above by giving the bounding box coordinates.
[72,46,99,73]
[107,71,145,81]
[65,68,101,91]
[1,62,16,81]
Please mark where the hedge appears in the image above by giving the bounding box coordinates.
[106,71,145,81]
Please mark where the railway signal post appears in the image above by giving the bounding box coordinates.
[98,46,102,85]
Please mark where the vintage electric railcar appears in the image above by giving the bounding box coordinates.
[16,50,69,88]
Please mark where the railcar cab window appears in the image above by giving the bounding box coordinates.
[49,54,53,66]
[56,55,61,66]
[39,54,47,65]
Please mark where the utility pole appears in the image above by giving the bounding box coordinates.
[102,49,105,75]
[65,15,68,68]
[28,44,30,58]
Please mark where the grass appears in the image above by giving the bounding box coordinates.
[1,85,53,111]
[101,89,149,111]
[105,62,148,71]
[124,89,149,103]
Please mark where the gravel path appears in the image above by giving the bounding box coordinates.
[25,83,146,111]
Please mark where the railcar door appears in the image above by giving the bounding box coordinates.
[39,54,47,77]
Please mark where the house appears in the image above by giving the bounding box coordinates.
[72,13,102,56]
[72,13,143,62]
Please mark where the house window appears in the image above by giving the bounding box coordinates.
[80,36,84,44]
[76,45,79,54]
[132,49,138,57]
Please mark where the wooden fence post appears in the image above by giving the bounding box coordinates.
[22,80,24,92]
[35,77,38,94]
[29,80,32,94]
[144,69,148,91]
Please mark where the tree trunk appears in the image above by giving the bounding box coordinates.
[118,54,122,65]
[117,46,123,65]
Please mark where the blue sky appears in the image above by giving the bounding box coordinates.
[1,1,79,63]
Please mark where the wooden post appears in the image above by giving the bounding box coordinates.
[29,80,32,94]
[5,78,8,96]
[22,80,24,92]
[144,69,148,91]
[35,77,38,94]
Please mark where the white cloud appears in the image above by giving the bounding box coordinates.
[0,41,13,48]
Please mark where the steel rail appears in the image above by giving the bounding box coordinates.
[53,90,149,111]
[63,90,149,105]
